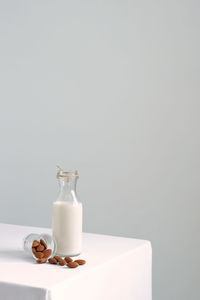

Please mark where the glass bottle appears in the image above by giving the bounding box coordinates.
[52,167,82,256]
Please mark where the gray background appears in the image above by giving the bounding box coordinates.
[0,0,199,299]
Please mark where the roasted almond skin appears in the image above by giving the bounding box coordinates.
[40,239,47,250]
[74,259,86,265]
[67,261,79,268]
[37,258,47,264]
[34,251,44,259]
[54,256,66,265]
[57,258,66,266]
[64,257,73,263]
[32,247,37,255]
[43,249,52,259]
[32,240,40,248]
[36,244,45,252]
[53,256,61,262]
[48,258,57,264]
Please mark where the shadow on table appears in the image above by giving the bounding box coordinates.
[0,249,33,263]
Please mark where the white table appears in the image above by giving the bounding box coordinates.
[0,223,152,300]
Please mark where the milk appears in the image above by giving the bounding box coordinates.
[52,201,82,256]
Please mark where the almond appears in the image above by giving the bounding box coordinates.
[54,256,66,266]
[48,258,57,264]
[36,244,45,252]
[57,258,66,266]
[74,259,86,265]
[34,251,44,259]
[53,256,61,262]
[32,247,37,255]
[67,261,79,268]
[37,258,47,264]
[64,257,73,263]
[32,240,40,248]
[43,249,52,259]
[40,239,47,250]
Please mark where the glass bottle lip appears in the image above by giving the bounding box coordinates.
[56,167,79,180]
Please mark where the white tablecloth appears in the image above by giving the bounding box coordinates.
[0,223,152,300]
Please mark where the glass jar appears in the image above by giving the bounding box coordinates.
[52,167,82,256]
[23,233,57,260]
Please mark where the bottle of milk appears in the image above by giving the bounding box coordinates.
[52,167,82,256]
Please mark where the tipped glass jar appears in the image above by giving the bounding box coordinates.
[52,167,82,256]
[23,233,57,260]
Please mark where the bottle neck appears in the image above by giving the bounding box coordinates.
[58,178,78,203]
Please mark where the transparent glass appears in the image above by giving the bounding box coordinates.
[56,169,79,203]
[23,233,57,260]
[52,167,82,256]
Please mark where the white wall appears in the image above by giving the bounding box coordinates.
[0,1,199,299]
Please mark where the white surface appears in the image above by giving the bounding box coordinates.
[0,223,152,300]
[0,1,199,300]
[52,201,82,256]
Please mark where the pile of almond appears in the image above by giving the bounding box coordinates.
[32,239,86,268]
[32,239,52,263]
[48,256,86,268]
